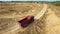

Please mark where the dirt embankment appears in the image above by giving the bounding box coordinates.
[45,4,60,34]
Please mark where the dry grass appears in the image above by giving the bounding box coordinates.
[0,2,43,34]
[0,3,42,15]
[0,2,42,18]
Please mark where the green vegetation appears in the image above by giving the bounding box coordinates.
[9,9,16,12]
[51,1,60,6]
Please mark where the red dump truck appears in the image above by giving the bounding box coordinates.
[18,16,34,27]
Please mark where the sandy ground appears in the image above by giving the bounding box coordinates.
[45,4,60,34]
[0,3,60,34]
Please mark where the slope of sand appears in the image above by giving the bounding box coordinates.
[45,4,60,34]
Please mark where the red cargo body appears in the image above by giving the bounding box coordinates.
[18,16,34,27]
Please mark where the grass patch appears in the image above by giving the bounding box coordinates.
[9,9,16,12]
[51,1,60,6]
